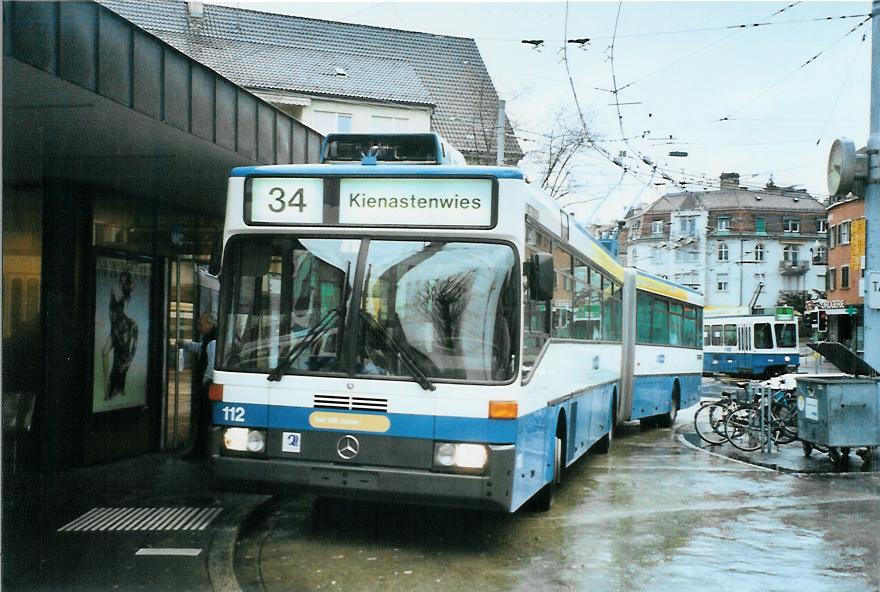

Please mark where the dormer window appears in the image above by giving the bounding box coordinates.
[334,67,348,77]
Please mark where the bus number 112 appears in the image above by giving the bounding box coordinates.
[222,406,245,422]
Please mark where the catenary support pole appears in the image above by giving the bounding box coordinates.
[496,99,506,166]
[864,1,880,369]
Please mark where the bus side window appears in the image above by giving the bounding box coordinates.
[754,323,773,349]
[551,245,573,338]
[711,325,723,347]
[683,305,696,347]
[723,324,737,347]
[636,291,652,343]
[651,298,668,345]
[669,303,683,346]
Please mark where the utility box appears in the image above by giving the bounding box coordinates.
[796,376,880,449]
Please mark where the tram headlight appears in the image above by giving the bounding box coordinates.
[433,442,488,471]
[223,428,266,453]
[784,356,791,362]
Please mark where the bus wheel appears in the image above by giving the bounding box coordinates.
[595,395,616,454]
[532,433,563,512]
[656,384,680,428]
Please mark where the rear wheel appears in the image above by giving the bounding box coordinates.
[655,385,680,428]
[595,396,616,454]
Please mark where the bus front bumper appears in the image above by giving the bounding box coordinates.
[211,435,516,512]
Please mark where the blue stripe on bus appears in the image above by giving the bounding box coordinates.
[230,164,525,179]
[702,352,800,375]
[631,373,702,420]
[212,403,519,444]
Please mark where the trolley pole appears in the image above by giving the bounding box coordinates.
[864,1,880,370]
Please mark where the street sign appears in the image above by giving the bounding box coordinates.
[867,272,880,309]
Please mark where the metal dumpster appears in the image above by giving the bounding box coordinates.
[797,343,880,465]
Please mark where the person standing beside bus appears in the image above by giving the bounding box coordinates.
[182,312,217,460]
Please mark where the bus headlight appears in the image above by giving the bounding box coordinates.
[433,443,488,471]
[784,356,791,362]
[223,428,266,453]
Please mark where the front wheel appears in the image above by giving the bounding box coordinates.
[724,407,763,452]
[531,435,563,512]
[694,402,729,446]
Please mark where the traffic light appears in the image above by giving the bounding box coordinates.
[817,310,828,333]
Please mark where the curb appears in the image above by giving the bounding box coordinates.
[208,494,273,592]
[676,429,876,476]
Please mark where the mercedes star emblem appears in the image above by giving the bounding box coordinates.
[336,435,360,460]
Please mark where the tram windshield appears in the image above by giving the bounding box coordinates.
[218,237,519,383]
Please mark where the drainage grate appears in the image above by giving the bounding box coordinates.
[58,506,223,532]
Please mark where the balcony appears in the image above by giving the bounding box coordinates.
[779,260,810,275]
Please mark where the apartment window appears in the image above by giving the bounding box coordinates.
[817,219,828,233]
[754,243,765,262]
[651,220,664,236]
[783,245,799,264]
[783,218,800,233]
[841,265,850,289]
[632,220,642,238]
[829,225,836,248]
[716,216,730,231]
[337,113,352,133]
[754,217,766,233]
[371,115,411,132]
[815,245,827,264]
[827,268,837,291]
[716,273,729,292]
[838,220,851,245]
[717,243,729,261]
[678,216,697,237]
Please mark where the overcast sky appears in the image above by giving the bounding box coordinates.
[208,0,872,223]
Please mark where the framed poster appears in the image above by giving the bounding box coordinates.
[92,255,152,413]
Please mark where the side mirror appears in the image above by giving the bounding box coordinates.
[208,233,223,276]
[529,252,555,301]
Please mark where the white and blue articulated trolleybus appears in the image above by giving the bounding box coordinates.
[209,133,703,512]
[702,310,799,378]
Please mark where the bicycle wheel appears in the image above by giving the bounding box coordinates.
[694,401,729,445]
[772,405,798,444]
[724,407,764,452]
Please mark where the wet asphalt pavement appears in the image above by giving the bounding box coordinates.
[234,408,880,592]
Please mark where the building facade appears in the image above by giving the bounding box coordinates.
[621,174,828,317]
[3,0,324,471]
[99,0,523,164]
[816,195,866,351]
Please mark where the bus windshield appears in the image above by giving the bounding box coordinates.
[218,237,518,383]
[774,323,797,348]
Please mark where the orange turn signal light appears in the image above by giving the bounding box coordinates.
[208,383,224,401]
[489,400,518,419]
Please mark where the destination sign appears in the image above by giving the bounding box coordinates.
[338,178,493,227]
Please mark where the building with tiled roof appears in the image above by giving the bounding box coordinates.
[99,0,523,164]
[620,173,828,317]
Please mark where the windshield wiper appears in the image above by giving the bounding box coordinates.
[267,308,338,381]
[360,310,436,391]
[268,261,352,382]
